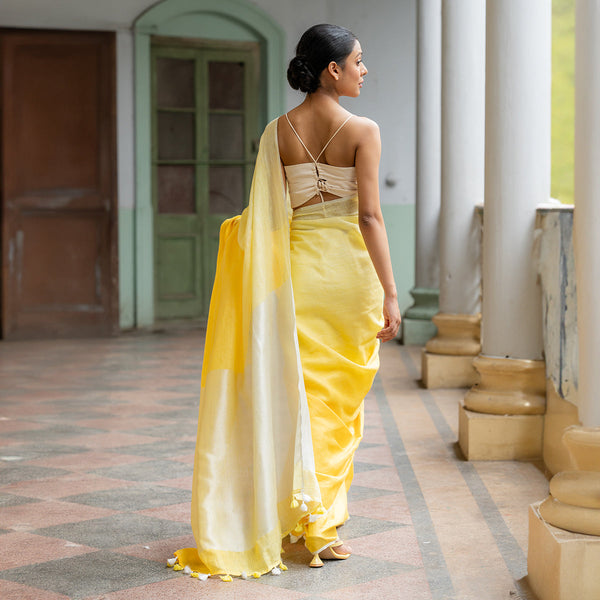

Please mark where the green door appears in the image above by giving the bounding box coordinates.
[151,41,259,321]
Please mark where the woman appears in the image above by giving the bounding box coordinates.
[174,24,400,579]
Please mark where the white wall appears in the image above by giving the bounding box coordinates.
[0,0,416,209]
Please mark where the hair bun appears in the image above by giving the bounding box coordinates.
[287,55,319,94]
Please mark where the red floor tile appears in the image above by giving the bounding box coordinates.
[0,580,70,600]
[1,499,116,531]
[0,532,96,569]
[1,472,136,500]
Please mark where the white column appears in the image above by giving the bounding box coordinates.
[415,0,441,290]
[403,0,441,346]
[439,0,485,315]
[421,0,485,387]
[481,0,550,360]
[459,0,550,456]
[574,0,600,428]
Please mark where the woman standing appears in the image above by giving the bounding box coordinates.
[174,23,400,579]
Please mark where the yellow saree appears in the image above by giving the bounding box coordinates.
[175,119,383,577]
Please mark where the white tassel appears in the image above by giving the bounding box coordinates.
[183,566,192,575]
[167,557,177,567]
[289,534,300,543]
[302,494,312,502]
[198,573,209,581]
[241,571,248,580]
[300,502,308,512]
[271,567,281,575]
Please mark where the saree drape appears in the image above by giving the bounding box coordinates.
[175,119,383,577]
[176,120,322,577]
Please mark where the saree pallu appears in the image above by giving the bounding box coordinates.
[290,196,383,554]
[176,120,322,577]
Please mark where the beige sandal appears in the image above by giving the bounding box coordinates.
[309,542,351,567]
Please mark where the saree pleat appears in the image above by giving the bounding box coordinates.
[176,123,383,576]
[290,196,383,553]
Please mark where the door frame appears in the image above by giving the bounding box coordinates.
[133,0,285,328]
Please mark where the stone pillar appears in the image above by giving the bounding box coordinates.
[529,3,600,598]
[459,0,550,460]
[402,0,440,346]
[422,0,485,389]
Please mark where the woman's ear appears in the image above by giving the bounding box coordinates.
[327,61,341,81]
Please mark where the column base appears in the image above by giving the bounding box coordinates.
[458,401,543,460]
[543,379,580,475]
[422,350,478,389]
[528,502,600,600]
[401,287,439,346]
[402,318,438,346]
[464,356,546,415]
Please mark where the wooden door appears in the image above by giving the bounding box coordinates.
[152,40,259,321]
[0,30,118,339]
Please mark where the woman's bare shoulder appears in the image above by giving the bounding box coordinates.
[348,115,380,143]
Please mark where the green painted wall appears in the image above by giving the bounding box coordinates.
[382,204,415,314]
[552,0,575,204]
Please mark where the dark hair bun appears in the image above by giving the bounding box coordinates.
[287,24,357,94]
[287,56,319,94]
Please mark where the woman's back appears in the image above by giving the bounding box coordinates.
[278,105,362,168]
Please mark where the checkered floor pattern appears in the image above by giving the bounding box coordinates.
[0,330,548,599]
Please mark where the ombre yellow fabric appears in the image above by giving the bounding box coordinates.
[175,120,383,576]
[175,120,322,576]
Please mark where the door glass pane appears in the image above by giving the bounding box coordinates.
[209,166,244,214]
[209,114,244,159]
[157,58,195,108]
[157,165,195,214]
[209,62,244,110]
[158,112,195,160]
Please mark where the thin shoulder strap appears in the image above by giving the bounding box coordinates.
[285,113,316,163]
[315,115,353,162]
[285,113,353,163]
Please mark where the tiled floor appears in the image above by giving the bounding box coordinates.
[0,330,549,599]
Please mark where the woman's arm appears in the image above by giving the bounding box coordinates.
[355,119,401,342]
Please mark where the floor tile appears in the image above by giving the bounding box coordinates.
[90,459,192,482]
[0,579,70,600]
[22,450,150,472]
[33,512,191,549]
[1,499,116,531]
[348,492,412,524]
[137,501,191,523]
[0,550,175,598]
[64,484,191,511]
[96,575,306,600]
[341,515,404,541]
[0,493,42,508]
[0,473,135,500]
[321,570,432,600]
[0,532,96,569]
[0,466,70,486]
[108,440,196,459]
[259,554,410,594]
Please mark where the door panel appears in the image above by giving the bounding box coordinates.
[152,41,259,322]
[1,30,118,339]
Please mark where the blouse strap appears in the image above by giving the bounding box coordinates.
[314,115,353,162]
[285,113,317,164]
